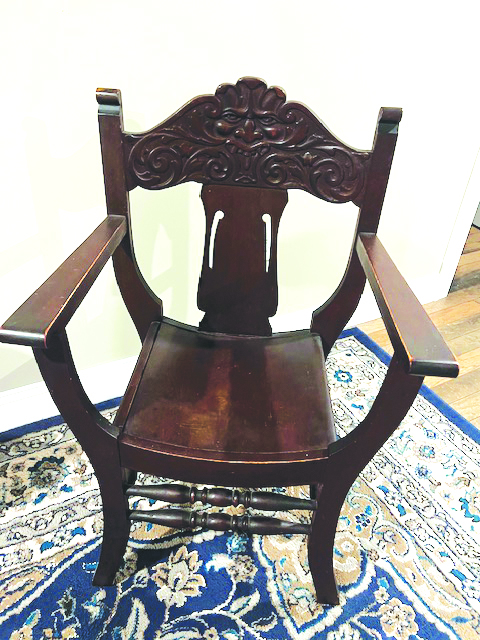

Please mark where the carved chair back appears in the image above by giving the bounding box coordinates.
[97,78,400,340]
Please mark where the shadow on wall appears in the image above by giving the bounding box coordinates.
[129,183,197,325]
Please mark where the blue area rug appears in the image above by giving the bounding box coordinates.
[1,328,480,639]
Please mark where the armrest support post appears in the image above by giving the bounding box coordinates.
[329,352,423,463]
[34,331,120,443]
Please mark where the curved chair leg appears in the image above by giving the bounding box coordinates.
[93,464,131,586]
[308,482,346,605]
[308,354,424,604]
[34,332,132,586]
[308,480,340,604]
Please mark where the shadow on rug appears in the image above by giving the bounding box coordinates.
[1,329,479,639]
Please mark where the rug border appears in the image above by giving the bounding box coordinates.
[1,328,478,446]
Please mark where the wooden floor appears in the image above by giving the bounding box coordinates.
[358,225,480,429]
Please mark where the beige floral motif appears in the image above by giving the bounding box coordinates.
[367,549,380,562]
[152,546,205,608]
[204,629,219,640]
[226,555,258,583]
[22,621,77,640]
[333,531,361,585]
[374,586,389,603]
[114,548,138,583]
[379,598,419,639]
[10,628,33,640]
[10,610,40,639]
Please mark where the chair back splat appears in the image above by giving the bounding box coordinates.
[198,185,287,335]
[0,77,459,605]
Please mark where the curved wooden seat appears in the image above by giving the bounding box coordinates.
[118,320,336,464]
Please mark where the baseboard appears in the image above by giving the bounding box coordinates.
[0,356,136,434]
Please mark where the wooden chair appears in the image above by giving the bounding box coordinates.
[0,78,459,604]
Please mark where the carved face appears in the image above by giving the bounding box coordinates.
[210,78,308,156]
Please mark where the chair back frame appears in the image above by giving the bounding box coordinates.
[97,78,401,346]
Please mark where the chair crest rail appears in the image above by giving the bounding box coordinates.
[122,77,371,204]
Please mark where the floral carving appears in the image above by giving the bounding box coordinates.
[124,78,370,204]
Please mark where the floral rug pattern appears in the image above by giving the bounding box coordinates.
[1,329,480,639]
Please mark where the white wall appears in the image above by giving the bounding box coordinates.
[1,1,479,408]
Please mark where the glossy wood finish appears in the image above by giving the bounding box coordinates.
[198,185,287,335]
[0,216,126,348]
[357,233,459,377]
[119,320,336,462]
[0,79,460,605]
[125,484,317,510]
[122,77,371,202]
[130,509,312,535]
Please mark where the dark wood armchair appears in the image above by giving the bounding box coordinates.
[0,78,459,604]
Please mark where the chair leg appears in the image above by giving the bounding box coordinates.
[307,354,425,604]
[92,466,131,586]
[33,334,132,586]
[307,481,348,606]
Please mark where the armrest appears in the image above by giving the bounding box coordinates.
[0,215,127,348]
[356,232,459,378]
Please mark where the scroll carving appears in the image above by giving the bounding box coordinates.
[124,78,371,205]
